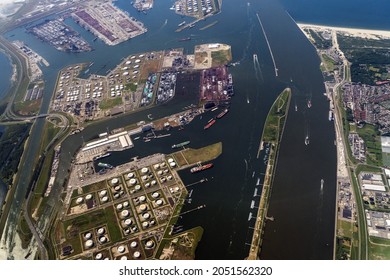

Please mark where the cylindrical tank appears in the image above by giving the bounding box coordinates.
[121,210,129,218]
[117,245,125,253]
[85,240,94,248]
[111,178,119,185]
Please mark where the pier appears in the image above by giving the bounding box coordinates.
[247,89,291,260]
[256,13,278,77]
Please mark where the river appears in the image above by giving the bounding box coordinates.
[0,50,12,101]
[0,0,360,259]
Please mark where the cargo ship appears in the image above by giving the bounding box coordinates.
[216,108,229,119]
[190,163,213,173]
[98,162,113,169]
[172,140,190,149]
[93,152,111,161]
[204,119,216,129]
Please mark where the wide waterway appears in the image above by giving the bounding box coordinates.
[0,0,370,259]
[0,50,12,101]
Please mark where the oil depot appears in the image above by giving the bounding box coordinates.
[58,153,188,259]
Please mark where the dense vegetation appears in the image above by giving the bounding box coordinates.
[0,124,31,186]
[306,29,332,49]
[339,35,390,85]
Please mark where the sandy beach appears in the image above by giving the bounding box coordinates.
[297,23,390,40]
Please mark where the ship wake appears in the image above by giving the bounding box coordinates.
[253,53,264,83]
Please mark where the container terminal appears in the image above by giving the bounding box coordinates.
[71,2,147,46]
[27,19,92,53]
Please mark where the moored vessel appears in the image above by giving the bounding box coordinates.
[94,152,111,161]
[172,140,190,149]
[98,162,113,169]
[204,119,216,129]
[190,163,214,173]
[216,108,229,119]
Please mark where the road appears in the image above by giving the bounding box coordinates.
[331,30,368,260]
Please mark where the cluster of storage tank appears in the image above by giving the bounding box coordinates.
[154,159,175,184]
[75,193,93,205]
[110,177,125,200]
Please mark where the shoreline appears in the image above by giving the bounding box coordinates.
[297,22,390,39]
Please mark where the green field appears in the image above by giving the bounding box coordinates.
[99,97,123,110]
[177,142,222,165]
[369,237,390,260]
[211,49,232,67]
[125,82,138,92]
[338,219,354,239]
[263,88,291,143]
[356,124,382,166]
[321,53,337,72]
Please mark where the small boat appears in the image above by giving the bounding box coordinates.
[307,99,312,108]
[178,21,186,27]
[178,37,191,42]
[305,136,309,145]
